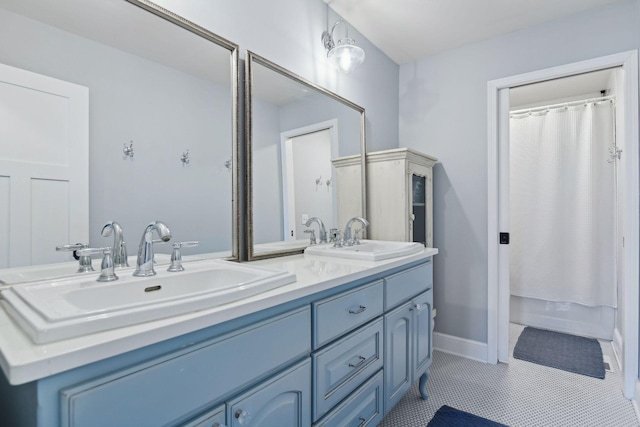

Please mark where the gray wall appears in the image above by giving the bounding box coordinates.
[398,0,640,343]
[154,0,400,154]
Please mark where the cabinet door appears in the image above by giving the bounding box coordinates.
[412,290,433,378]
[228,359,311,427]
[384,302,412,412]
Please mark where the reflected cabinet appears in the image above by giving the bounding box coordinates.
[334,148,437,246]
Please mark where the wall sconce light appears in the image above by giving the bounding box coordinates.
[321,20,365,74]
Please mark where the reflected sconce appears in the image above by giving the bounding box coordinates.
[321,21,365,74]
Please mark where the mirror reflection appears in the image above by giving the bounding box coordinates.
[0,0,238,283]
[246,51,365,260]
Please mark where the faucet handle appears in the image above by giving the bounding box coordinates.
[76,247,118,282]
[304,229,317,245]
[177,241,199,248]
[168,241,199,272]
[56,243,95,272]
[353,228,364,245]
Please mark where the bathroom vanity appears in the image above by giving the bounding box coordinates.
[0,250,436,427]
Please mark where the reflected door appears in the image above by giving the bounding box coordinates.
[282,128,334,240]
[0,63,88,268]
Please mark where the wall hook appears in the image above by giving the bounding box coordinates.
[123,141,134,158]
[180,149,190,165]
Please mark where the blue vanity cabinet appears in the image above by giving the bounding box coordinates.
[227,359,311,427]
[0,257,436,427]
[383,261,433,415]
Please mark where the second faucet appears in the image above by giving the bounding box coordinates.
[134,221,172,277]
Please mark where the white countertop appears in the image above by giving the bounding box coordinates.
[0,248,437,385]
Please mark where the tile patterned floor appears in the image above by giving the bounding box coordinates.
[379,324,639,427]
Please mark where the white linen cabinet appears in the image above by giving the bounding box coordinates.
[333,148,437,246]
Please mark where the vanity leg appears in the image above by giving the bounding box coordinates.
[419,369,430,400]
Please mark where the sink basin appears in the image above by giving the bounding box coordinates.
[304,240,425,261]
[1,259,296,343]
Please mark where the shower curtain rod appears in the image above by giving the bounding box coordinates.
[510,95,615,116]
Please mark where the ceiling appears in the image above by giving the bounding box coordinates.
[325,0,622,64]
[510,68,616,109]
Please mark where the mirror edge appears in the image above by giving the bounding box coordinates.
[126,0,241,261]
[245,50,367,261]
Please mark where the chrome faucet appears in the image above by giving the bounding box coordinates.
[343,217,369,246]
[101,221,128,268]
[134,221,171,277]
[304,217,328,244]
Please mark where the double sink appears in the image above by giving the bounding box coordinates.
[0,240,424,344]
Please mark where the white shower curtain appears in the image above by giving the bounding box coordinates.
[509,101,616,308]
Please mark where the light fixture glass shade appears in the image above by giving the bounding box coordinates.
[327,38,365,74]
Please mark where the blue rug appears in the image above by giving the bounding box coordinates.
[513,326,605,379]
[427,405,508,427]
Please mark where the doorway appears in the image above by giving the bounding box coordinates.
[508,70,618,341]
[487,51,639,398]
[280,120,338,241]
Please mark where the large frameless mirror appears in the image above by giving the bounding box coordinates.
[0,0,239,284]
[246,51,366,260]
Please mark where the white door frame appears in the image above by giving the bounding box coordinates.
[487,51,639,398]
[280,119,338,240]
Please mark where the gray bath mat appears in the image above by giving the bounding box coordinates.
[513,327,605,379]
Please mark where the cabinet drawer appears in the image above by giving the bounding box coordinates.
[384,261,432,310]
[60,306,311,427]
[313,318,383,421]
[313,281,383,348]
[313,370,384,427]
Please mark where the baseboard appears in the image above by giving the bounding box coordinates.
[433,332,488,363]
[613,327,623,370]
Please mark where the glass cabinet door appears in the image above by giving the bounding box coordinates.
[411,175,426,245]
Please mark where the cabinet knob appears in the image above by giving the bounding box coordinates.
[410,303,427,312]
[211,423,227,427]
[235,409,251,425]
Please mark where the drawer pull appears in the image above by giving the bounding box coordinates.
[358,416,367,427]
[348,355,367,368]
[349,305,367,314]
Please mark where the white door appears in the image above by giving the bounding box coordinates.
[0,63,88,268]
